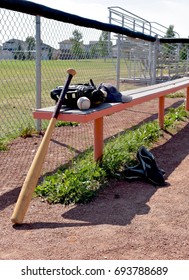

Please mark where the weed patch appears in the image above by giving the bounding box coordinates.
[0,139,8,151]
[56,121,79,127]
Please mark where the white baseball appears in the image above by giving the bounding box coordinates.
[77,97,91,110]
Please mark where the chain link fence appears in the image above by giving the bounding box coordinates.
[0,8,121,139]
[0,2,189,141]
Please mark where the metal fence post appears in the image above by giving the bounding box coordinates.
[151,36,159,84]
[35,15,41,131]
[116,34,121,90]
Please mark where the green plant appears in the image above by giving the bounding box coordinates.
[56,121,79,127]
[0,138,8,151]
[18,125,38,138]
[102,121,161,176]
[164,104,189,129]
[167,91,185,98]
[35,155,106,205]
[0,125,40,152]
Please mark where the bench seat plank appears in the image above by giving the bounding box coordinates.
[33,77,189,160]
[33,77,189,123]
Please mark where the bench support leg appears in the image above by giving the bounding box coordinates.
[94,117,103,161]
[185,86,189,111]
[159,96,165,129]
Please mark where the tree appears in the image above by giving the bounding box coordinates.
[70,29,83,59]
[165,25,175,38]
[90,44,99,58]
[26,36,35,60]
[14,44,25,60]
[179,43,189,60]
[48,46,53,60]
[98,31,109,60]
[163,25,177,58]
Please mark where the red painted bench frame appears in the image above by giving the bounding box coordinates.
[33,77,189,161]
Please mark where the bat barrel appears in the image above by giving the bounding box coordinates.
[11,117,57,224]
[11,69,76,224]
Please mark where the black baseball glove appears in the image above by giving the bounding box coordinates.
[50,79,106,108]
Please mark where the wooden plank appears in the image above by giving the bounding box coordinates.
[121,77,189,97]
[33,78,189,123]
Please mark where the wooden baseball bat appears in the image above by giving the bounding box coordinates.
[11,68,76,224]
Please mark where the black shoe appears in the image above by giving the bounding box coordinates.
[137,146,166,186]
[137,146,165,175]
[123,163,145,180]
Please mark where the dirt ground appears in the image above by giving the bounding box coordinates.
[0,98,189,260]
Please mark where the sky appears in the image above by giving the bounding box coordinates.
[29,0,189,38]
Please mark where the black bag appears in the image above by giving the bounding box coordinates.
[50,79,106,108]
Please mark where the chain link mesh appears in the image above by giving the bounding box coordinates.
[0,7,189,140]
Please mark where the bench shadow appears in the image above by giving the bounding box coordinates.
[13,121,189,230]
[14,182,158,230]
[150,122,189,178]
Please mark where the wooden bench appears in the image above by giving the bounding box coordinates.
[33,77,189,161]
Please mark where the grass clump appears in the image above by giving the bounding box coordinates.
[56,121,79,127]
[102,121,161,176]
[18,125,38,138]
[0,138,8,151]
[164,105,189,129]
[167,91,185,98]
[0,124,39,151]
[35,154,106,205]
[35,104,189,205]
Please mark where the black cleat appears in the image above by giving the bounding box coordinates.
[137,146,166,186]
[123,163,145,180]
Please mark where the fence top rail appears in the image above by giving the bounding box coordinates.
[159,38,189,43]
[0,0,156,43]
[1,0,189,45]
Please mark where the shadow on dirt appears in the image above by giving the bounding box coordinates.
[13,122,189,229]
[0,99,183,211]
[0,187,20,211]
[151,122,189,178]
[2,98,188,230]
[13,181,158,229]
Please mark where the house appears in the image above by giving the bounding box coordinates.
[3,38,28,52]
[2,38,57,60]
[58,39,101,59]
[59,39,73,50]
[0,50,13,60]
[58,40,73,59]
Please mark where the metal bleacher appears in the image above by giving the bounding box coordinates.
[108,6,184,85]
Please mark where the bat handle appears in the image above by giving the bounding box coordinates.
[53,68,76,119]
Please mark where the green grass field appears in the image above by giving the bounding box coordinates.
[1,58,127,141]
[0,57,186,149]
[1,57,140,144]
